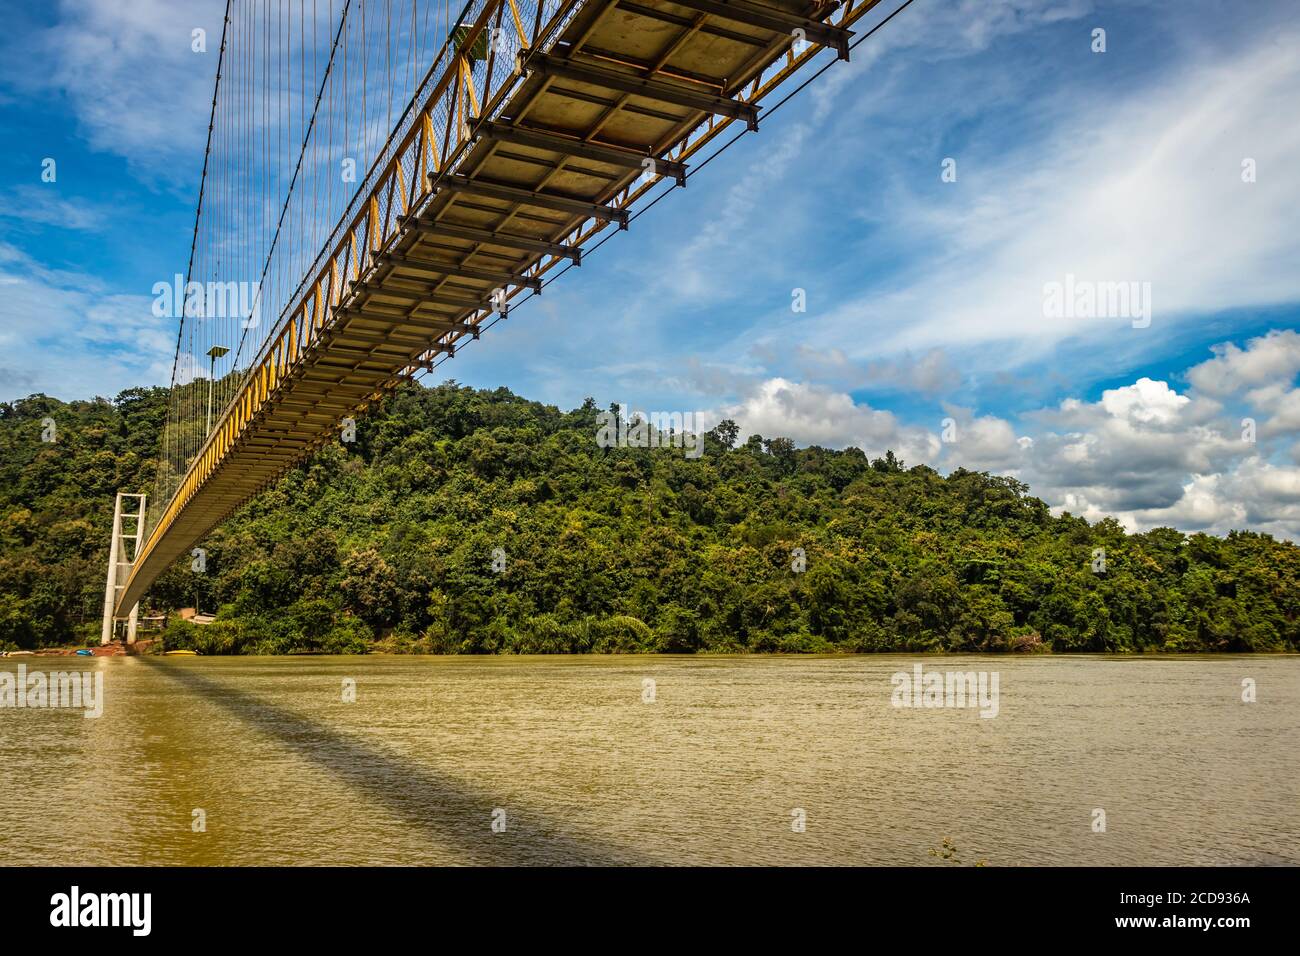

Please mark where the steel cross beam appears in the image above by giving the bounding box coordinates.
[471,118,689,186]
[435,173,631,229]
[521,51,760,131]
[402,216,583,262]
[662,0,853,60]
[349,278,495,312]
[376,250,544,291]
[331,306,479,333]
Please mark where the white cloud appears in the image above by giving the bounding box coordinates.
[721,377,940,463]
[1186,329,1300,395]
[1130,474,1248,533]
[1011,374,1248,517]
[0,243,177,401]
[1098,378,1190,426]
[977,337,1300,540]
[713,331,1300,541]
[0,186,108,231]
[760,17,1300,372]
[9,0,225,183]
[937,407,1024,470]
[807,0,1096,121]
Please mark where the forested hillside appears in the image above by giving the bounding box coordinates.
[2,382,1297,654]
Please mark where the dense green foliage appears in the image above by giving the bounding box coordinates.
[0,389,165,649]
[3,383,1298,654]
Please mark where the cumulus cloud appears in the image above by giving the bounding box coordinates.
[983,339,1300,539]
[720,377,940,464]
[1186,330,1300,395]
[1182,330,1300,439]
[1129,474,1248,533]
[1018,378,1244,517]
[1097,378,1189,425]
[937,406,1024,471]
[716,332,1300,542]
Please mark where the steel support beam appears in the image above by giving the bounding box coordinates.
[663,0,852,60]
[376,251,543,291]
[613,0,772,47]
[473,118,688,186]
[403,217,583,262]
[435,173,630,229]
[329,327,450,348]
[333,306,479,333]
[349,278,491,312]
[523,51,759,131]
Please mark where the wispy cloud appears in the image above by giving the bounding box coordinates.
[5,0,224,184]
[0,185,109,231]
[0,242,177,401]
[774,19,1300,365]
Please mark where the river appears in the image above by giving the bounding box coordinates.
[1,654,1296,865]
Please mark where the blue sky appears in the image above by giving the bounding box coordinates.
[2,0,1299,538]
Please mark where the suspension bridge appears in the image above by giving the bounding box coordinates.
[103,0,901,641]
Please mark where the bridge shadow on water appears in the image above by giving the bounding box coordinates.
[143,659,651,866]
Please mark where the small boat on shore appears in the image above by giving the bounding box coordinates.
[162,650,199,656]
[74,649,94,656]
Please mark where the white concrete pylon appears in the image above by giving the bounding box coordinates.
[101,492,148,645]
[100,494,124,645]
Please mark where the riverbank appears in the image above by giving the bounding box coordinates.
[1,639,159,658]
[92,632,1300,657]
[2,645,124,657]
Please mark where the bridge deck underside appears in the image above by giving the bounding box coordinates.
[117,0,863,614]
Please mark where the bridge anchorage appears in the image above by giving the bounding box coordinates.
[107,0,887,626]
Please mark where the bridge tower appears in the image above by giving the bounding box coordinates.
[101,492,147,645]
